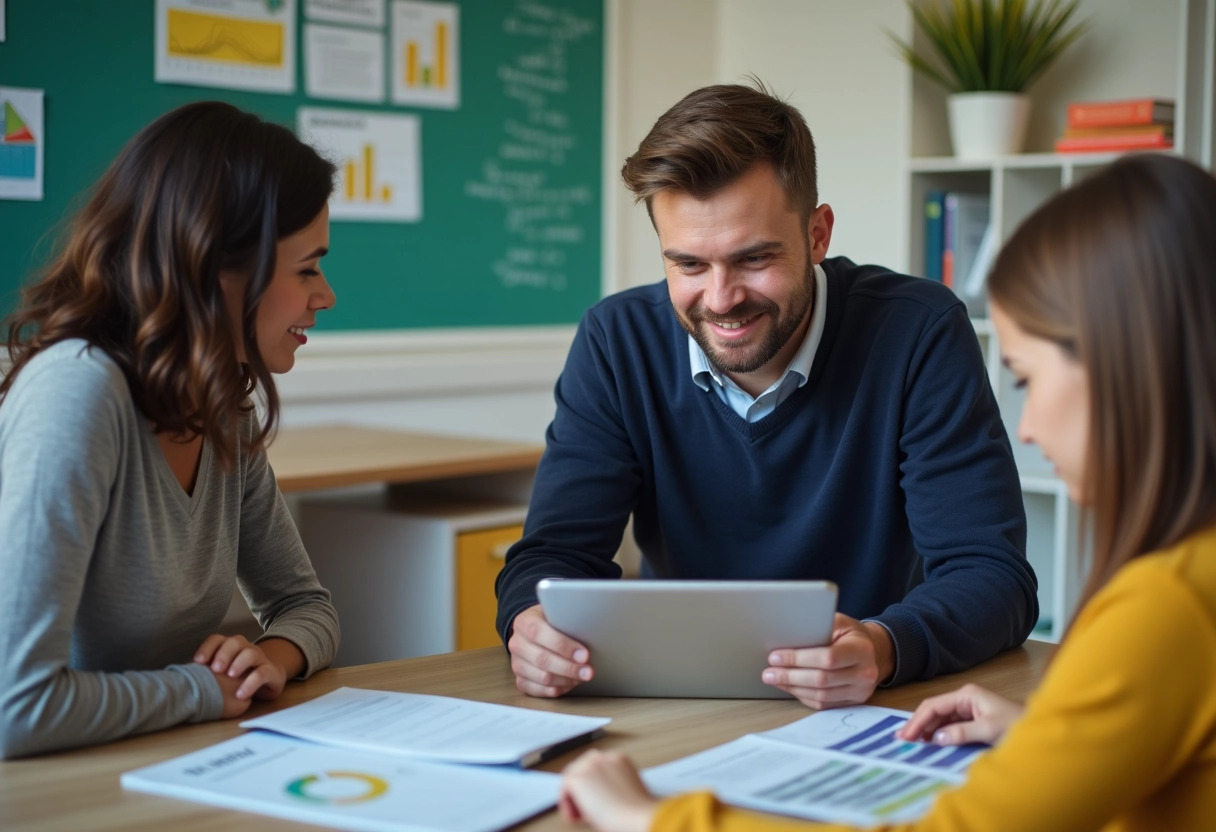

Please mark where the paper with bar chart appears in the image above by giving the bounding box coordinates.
[155,0,296,94]
[0,87,43,201]
[391,0,459,109]
[643,706,987,826]
[299,107,421,222]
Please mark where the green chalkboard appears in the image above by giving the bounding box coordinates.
[0,0,603,330]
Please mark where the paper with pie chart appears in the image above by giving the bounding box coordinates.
[0,87,43,201]
[121,731,559,832]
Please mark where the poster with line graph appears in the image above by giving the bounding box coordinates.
[0,87,43,201]
[299,107,421,222]
[391,0,459,109]
[155,0,296,94]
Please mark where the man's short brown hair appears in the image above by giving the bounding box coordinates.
[621,80,818,222]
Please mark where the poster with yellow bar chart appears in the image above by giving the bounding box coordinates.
[298,107,421,223]
[155,0,296,94]
[391,0,459,109]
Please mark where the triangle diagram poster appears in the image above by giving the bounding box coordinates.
[0,87,43,200]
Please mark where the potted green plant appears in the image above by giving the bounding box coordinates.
[890,0,1088,158]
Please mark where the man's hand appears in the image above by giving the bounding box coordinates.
[507,604,594,697]
[560,749,660,832]
[898,683,1023,745]
[761,613,895,708]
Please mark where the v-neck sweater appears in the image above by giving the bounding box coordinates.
[495,257,1037,686]
[0,340,339,758]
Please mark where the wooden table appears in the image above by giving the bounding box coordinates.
[0,642,1055,831]
[266,425,545,493]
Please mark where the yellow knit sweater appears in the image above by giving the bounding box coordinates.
[653,525,1216,832]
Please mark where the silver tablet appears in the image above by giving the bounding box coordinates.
[536,579,838,699]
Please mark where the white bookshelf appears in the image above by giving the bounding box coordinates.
[906,0,1216,640]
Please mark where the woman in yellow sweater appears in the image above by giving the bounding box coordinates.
[557,152,1216,832]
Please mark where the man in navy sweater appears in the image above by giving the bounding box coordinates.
[495,81,1036,707]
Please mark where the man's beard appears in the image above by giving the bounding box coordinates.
[678,259,815,376]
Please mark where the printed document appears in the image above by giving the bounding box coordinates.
[122,731,558,832]
[643,705,987,826]
[242,686,610,766]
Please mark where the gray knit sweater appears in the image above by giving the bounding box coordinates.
[0,340,339,758]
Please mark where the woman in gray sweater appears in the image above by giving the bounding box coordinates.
[0,102,341,758]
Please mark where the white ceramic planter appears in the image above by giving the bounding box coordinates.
[947,92,1031,159]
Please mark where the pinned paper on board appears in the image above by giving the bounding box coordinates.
[305,0,385,28]
[0,87,44,201]
[390,0,459,109]
[299,107,421,223]
[154,0,297,94]
[305,23,386,102]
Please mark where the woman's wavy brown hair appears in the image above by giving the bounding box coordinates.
[1,101,335,468]
[988,153,1216,615]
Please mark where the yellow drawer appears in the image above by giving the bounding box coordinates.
[456,524,522,650]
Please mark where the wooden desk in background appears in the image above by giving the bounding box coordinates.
[266,426,546,663]
[0,641,1055,832]
[266,425,545,493]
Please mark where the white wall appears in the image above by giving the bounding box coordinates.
[609,0,719,292]
[714,0,909,270]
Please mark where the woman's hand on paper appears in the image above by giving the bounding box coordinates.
[761,613,894,708]
[898,683,1024,745]
[560,749,660,832]
[508,604,594,697]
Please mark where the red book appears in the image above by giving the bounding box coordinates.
[1061,123,1172,140]
[1054,132,1174,153]
[1066,98,1175,128]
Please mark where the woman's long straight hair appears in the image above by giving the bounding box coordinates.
[1,102,335,467]
[988,153,1216,612]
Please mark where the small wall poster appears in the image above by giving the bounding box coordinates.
[0,87,44,201]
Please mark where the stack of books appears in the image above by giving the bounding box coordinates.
[923,190,994,317]
[1055,98,1174,153]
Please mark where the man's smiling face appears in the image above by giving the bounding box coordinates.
[654,162,832,395]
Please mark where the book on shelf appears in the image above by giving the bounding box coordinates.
[122,687,612,832]
[942,192,990,295]
[1061,123,1173,140]
[1066,98,1175,128]
[1054,132,1174,153]
[643,705,989,826]
[923,190,946,282]
[962,222,997,318]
